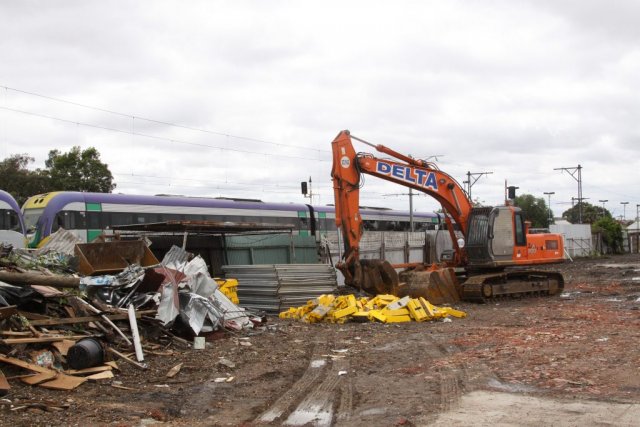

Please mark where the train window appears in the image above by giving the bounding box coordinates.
[0,210,18,230]
[545,240,559,250]
[259,216,273,224]
[52,213,63,231]
[3,210,20,231]
[414,222,430,232]
[53,211,86,231]
[110,212,135,226]
[324,218,337,231]
[87,211,101,229]
[226,215,241,223]
[158,213,180,222]
[100,212,111,228]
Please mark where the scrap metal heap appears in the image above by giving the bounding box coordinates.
[0,230,261,396]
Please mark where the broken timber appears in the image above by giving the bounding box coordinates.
[0,271,80,288]
[28,310,156,327]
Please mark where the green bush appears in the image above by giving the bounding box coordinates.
[592,216,624,254]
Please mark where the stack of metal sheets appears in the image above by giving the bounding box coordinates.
[221,264,337,314]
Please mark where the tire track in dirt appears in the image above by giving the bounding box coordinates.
[257,327,491,426]
[282,357,349,426]
[256,343,337,424]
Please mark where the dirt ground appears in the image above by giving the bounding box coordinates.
[2,253,640,426]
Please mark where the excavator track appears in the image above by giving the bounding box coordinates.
[461,270,564,303]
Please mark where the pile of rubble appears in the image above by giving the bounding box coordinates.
[279,293,466,323]
[0,230,261,397]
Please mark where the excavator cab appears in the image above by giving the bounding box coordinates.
[465,206,526,268]
[464,205,564,269]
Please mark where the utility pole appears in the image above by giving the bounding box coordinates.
[555,165,583,224]
[543,191,555,224]
[599,199,608,217]
[464,171,493,202]
[409,188,414,232]
[621,201,629,220]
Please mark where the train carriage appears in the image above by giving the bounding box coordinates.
[0,190,27,248]
[22,191,440,248]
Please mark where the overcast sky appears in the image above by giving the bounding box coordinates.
[1,0,639,219]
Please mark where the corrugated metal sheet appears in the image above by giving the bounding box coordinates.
[222,264,337,314]
[225,234,319,265]
[35,228,81,256]
[160,245,191,268]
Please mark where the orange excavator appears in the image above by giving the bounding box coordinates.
[331,130,565,303]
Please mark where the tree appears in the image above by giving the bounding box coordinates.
[45,147,115,193]
[0,154,50,205]
[592,216,623,253]
[513,193,549,228]
[562,202,609,224]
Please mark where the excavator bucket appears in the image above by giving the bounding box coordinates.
[336,259,399,296]
[396,265,461,305]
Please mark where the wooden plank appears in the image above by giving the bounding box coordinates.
[0,335,93,345]
[0,330,33,337]
[111,383,136,391]
[0,305,17,320]
[0,354,53,374]
[0,369,9,396]
[86,370,114,381]
[21,371,57,385]
[30,285,64,297]
[107,347,147,370]
[74,298,131,346]
[0,270,81,288]
[166,362,183,378]
[28,310,156,327]
[39,374,87,390]
[105,361,120,371]
[65,365,112,376]
[18,311,50,320]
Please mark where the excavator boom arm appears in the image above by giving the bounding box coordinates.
[331,130,472,258]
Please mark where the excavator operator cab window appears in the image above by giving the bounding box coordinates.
[514,213,527,246]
